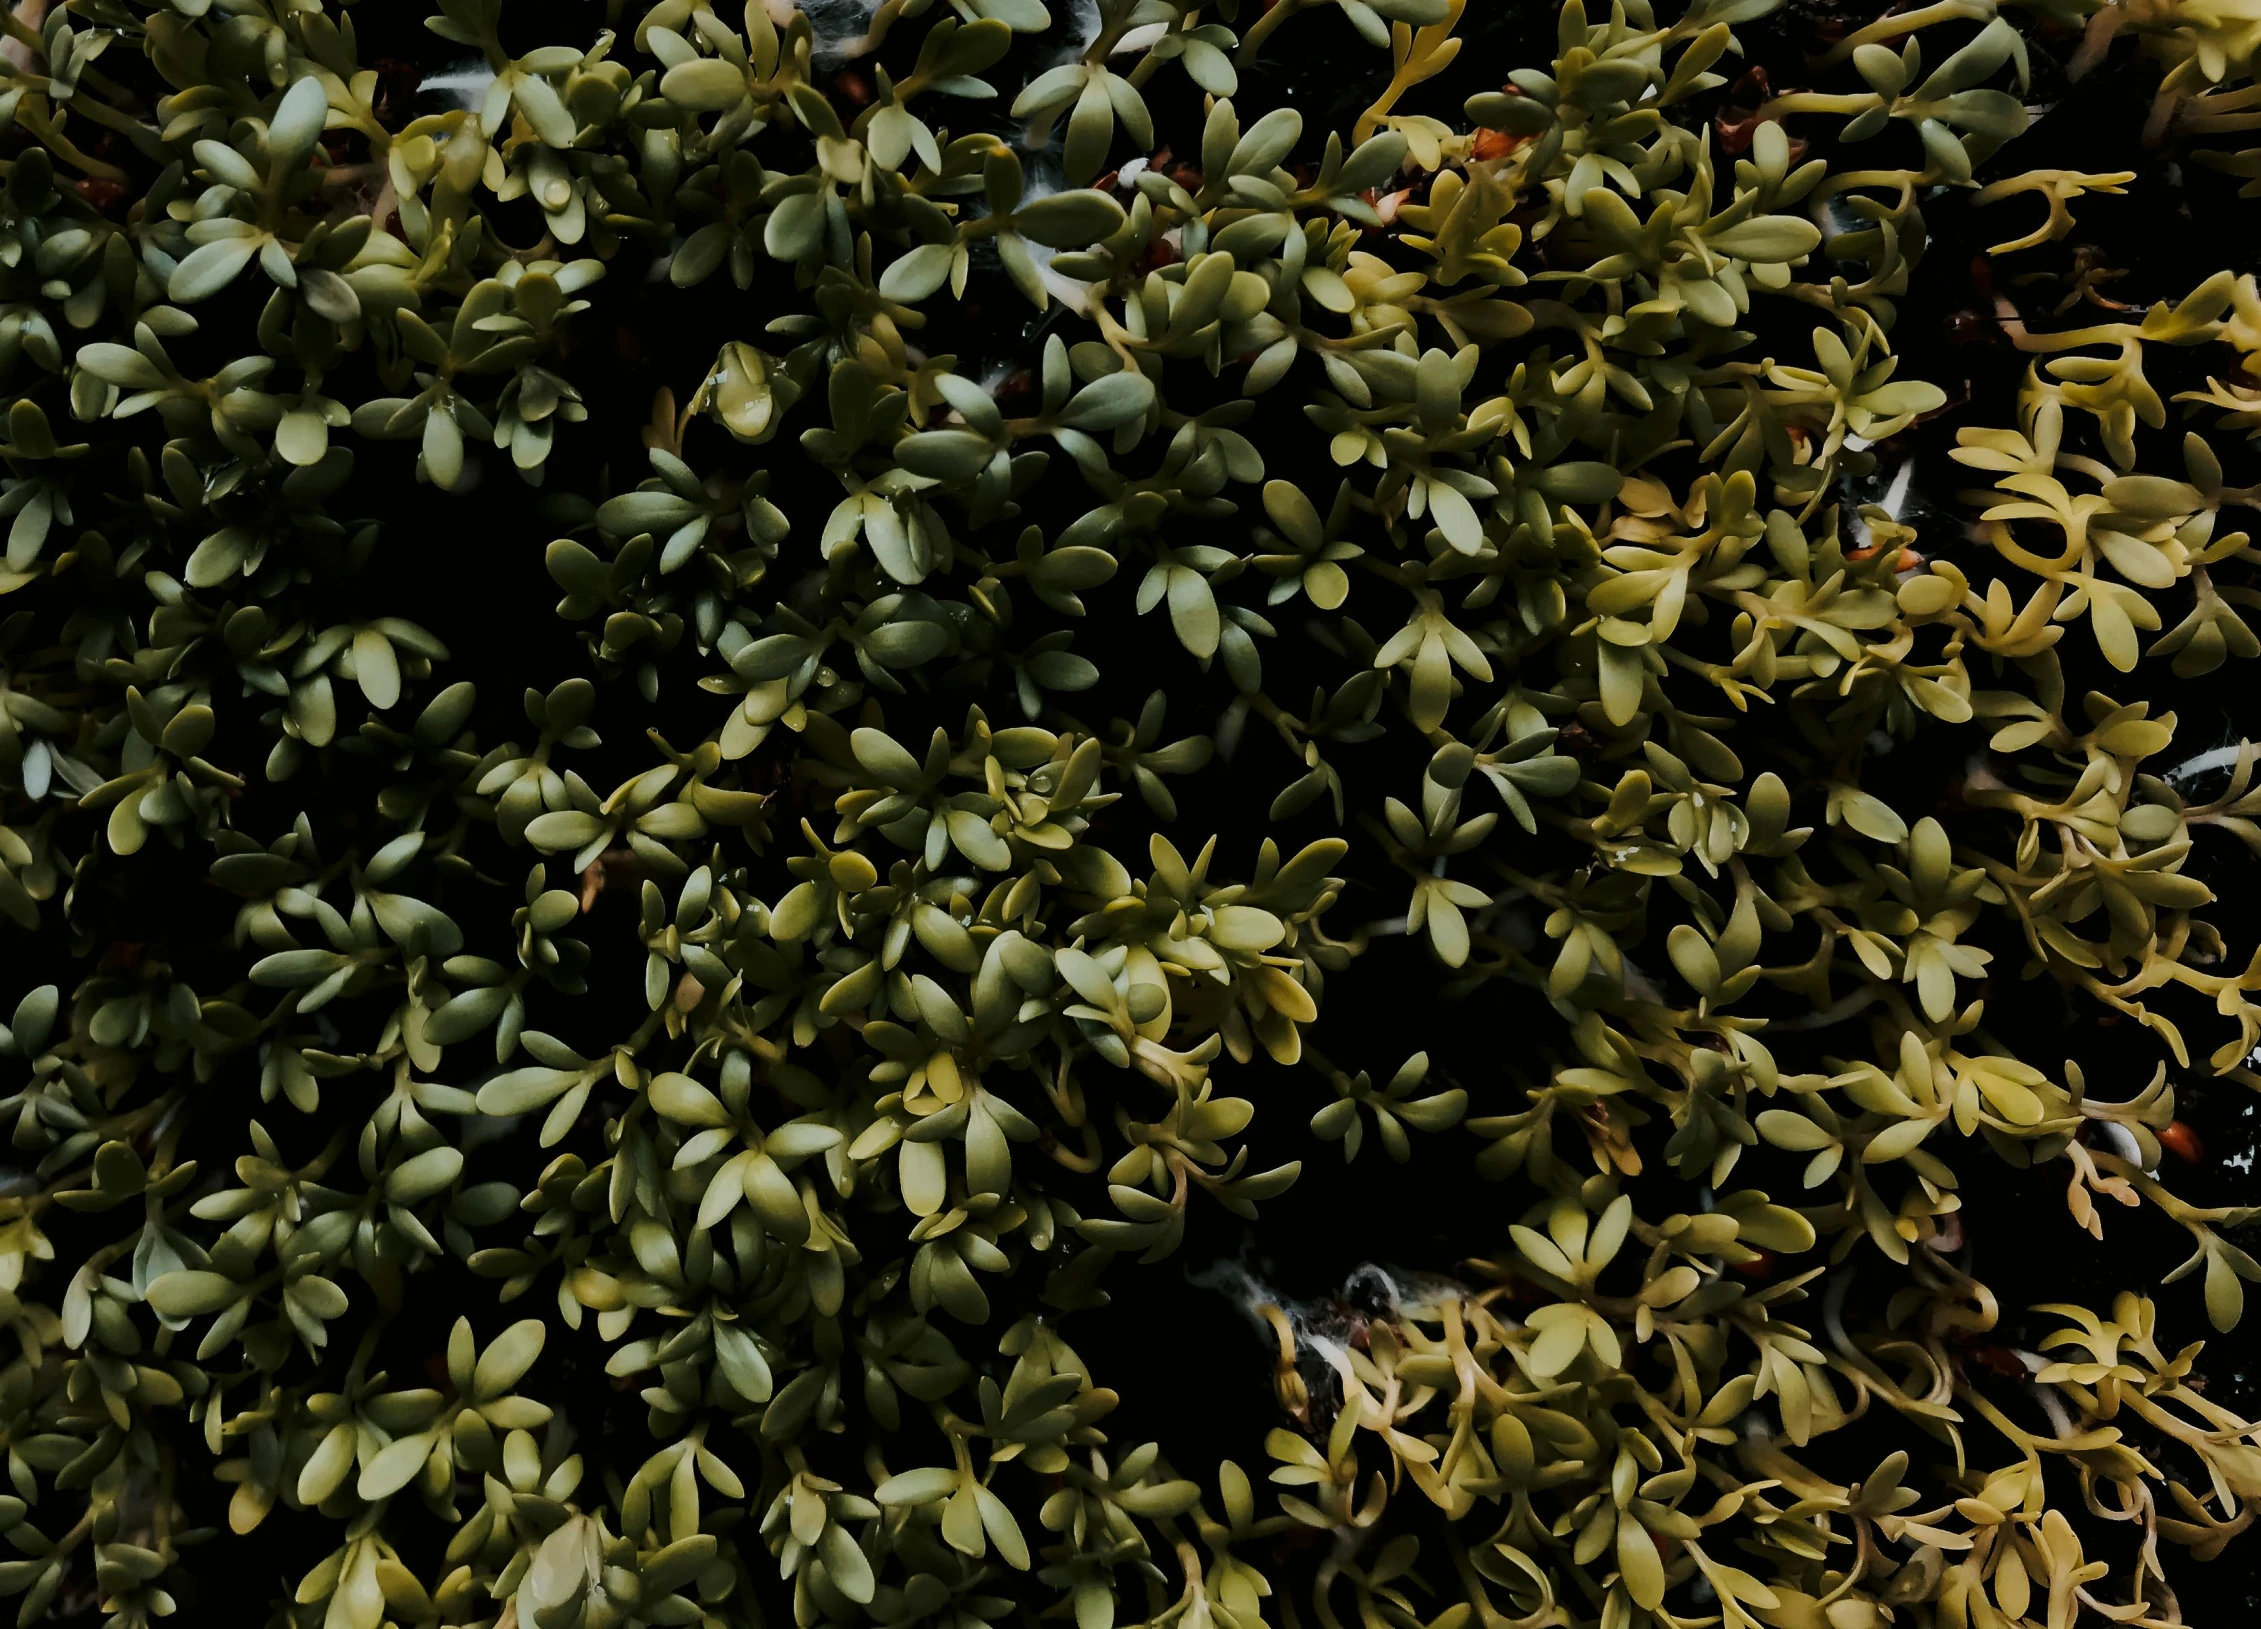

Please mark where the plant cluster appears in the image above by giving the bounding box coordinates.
[0,0,2257,1628]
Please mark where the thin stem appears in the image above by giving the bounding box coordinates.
[1235,0,1307,66]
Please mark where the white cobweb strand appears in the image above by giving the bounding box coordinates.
[1844,455,1918,553]
[2163,742,2253,784]
[418,60,497,112]
[784,0,884,65]
[1054,0,1103,61]
[1879,457,1916,520]
[1187,1253,1469,1397]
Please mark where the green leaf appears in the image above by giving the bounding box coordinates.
[1057,371,1154,431]
[357,1432,435,1501]
[880,242,956,303]
[477,1066,583,1116]
[713,1321,773,1403]
[74,344,166,389]
[895,429,995,483]
[1706,215,1822,262]
[1014,191,1126,248]
[875,1465,960,1505]
[661,57,748,112]
[387,1146,463,1203]
[168,236,262,303]
[268,76,332,170]
[1617,1517,1666,1610]
[146,1271,242,1318]
[472,1320,546,1399]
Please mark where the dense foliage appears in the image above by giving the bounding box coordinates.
[0,0,2259,1626]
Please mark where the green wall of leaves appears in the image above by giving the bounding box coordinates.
[1,0,2259,1626]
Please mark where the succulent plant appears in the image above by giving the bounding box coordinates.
[0,1,2256,1627]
